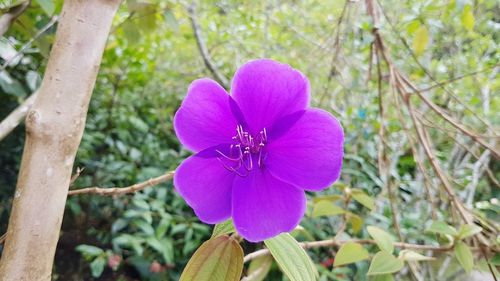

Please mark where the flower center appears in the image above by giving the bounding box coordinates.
[216,125,268,176]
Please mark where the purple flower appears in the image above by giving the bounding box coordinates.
[173,59,344,242]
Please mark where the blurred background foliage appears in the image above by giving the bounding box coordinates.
[0,0,498,280]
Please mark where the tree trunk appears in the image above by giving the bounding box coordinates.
[0,0,122,280]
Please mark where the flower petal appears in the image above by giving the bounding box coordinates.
[174,148,235,224]
[231,59,309,134]
[266,109,344,191]
[232,169,306,242]
[174,78,239,152]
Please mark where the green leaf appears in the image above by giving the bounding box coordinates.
[491,253,500,266]
[398,250,435,262]
[0,0,29,9]
[163,10,179,32]
[412,25,429,56]
[311,200,345,217]
[461,4,475,31]
[367,251,404,275]
[370,274,394,281]
[146,237,173,264]
[427,221,458,236]
[0,38,18,62]
[0,71,27,97]
[348,213,363,233]
[179,235,243,281]
[351,189,375,210]
[264,233,318,281]
[133,219,154,236]
[367,226,394,253]
[245,255,273,281]
[34,0,55,16]
[76,244,104,258]
[312,195,342,203]
[211,219,236,238]
[454,241,474,273]
[122,21,141,44]
[90,256,106,278]
[334,242,370,266]
[457,224,482,240]
[406,20,420,34]
[26,71,41,91]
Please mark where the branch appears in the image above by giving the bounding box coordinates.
[418,66,498,93]
[0,91,38,141]
[364,0,492,248]
[244,238,454,263]
[187,2,229,88]
[0,1,30,37]
[0,171,174,247]
[68,171,174,196]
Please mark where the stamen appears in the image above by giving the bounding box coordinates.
[215,149,240,162]
[218,126,268,176]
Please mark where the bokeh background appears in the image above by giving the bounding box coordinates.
[0,0,498,280]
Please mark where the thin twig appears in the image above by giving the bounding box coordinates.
[375,0,497,134]
[365,0,491,248]
[67,171,174,196]
[187,2,229,88]
[0,91,38,141]
[0,172,175,246]
[0,16,59,72]
[418,66,498,93]
[244,238,454,263]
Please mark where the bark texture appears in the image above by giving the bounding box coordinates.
[0,0,122,280]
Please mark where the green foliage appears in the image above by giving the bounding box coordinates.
[311,200,345,218]
[412,24,429,56]
[179,235,243,281]
[334,242,369,267]
[460,4,475,31]
[367,251,404,276]
[350,189,375,210]
[367,226,394,253]
[427,221,458,237]
[211,219,236,238]
[454,241,474,273]
[246,255,273,281]
[264,233,318,281]
[398,250,434,262]
[1,0,498,280]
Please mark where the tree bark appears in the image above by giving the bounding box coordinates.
[0,0,121,280]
